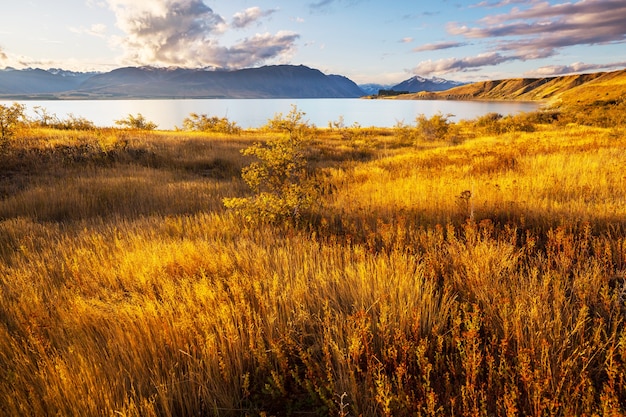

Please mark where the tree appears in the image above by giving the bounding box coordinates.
[115,113,157,130]
[0,102,26,143]
[223,105,317,224]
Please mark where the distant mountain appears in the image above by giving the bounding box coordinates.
[0,65,366,99]
[0,67,97,95]
[358,83,395,96]
[391,75,465,93]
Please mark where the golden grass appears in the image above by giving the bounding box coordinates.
[0,117,625,416]
[325,125,625,231]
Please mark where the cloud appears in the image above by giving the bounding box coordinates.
[400,37,413,44]
[0,47,7,63]
[421,0,626,76]
[309,0,335,10]
[412,52,516,75]
[469,0,538,9]
[413,41,467,52]
[449,0,626,60]
[209,31,300,68]
[231,7,278,29]
[308,0,367,12]
[525,61,626,77]
[106,0,299,69]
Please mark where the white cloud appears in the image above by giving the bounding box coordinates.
[231,7,278,29]
[419,0,626,76]
[413,41,467,52]
[106,0,298,68]
[525,61,626,77]
[450,0,626,60]
[413,52,516,75]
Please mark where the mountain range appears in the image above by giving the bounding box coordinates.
[359,76,465,96]
[390,76,465,93]
[2,64,623,105]
[0,65,366,99]
[0,65,467,100]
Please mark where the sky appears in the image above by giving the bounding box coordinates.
[0,0,625,84]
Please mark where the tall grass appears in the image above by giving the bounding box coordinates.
[0,115,625,416]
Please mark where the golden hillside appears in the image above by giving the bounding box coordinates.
[405,68,626,105]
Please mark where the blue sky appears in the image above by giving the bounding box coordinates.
[1,0,625,84]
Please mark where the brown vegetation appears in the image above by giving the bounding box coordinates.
[0,90,625,416]
[401,68,626,105]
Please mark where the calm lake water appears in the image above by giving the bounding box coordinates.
[3,98,540,130]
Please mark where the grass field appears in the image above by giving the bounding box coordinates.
[0,99,625,416]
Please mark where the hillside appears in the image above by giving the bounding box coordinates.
[402,69,626,105]
[0,65,365,99]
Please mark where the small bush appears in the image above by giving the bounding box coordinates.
[415,112,454,142]
[475,112,536,134]
[0,103,26,144]
[182,113,241,134]
[115,113,157,130]
[393,120,416,146]
[30,109,96,130]
[224,105,318,225]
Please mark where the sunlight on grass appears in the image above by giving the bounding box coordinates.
[0,105,625,416]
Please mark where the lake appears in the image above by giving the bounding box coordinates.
[2,98,540,130]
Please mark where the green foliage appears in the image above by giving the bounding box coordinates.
[0,102,25,144]
[115,113,157,130]
[181,112,241,134]
[224,105,317,224]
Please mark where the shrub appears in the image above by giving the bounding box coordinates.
[560,98,626,127]
[115,113,157,130]
[474,112,536,134]
[224,105,318,225]
[61,114,96,131]
[393,120,416,145]
[31,107,96,130]
[0,102,26,144]
[475,112,504,134]
[182,113,241,134]
[415,112,454,142]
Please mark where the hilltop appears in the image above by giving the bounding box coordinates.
[400,69,626,107]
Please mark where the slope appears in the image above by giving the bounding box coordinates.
[402,69,626,105]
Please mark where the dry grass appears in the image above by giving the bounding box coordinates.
[0,114,625,416]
